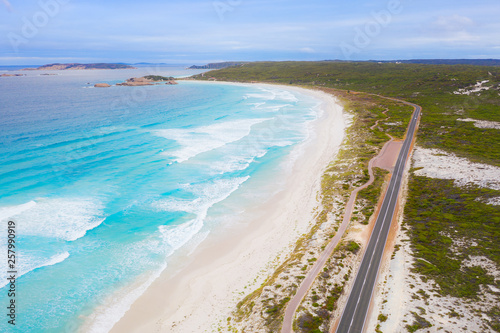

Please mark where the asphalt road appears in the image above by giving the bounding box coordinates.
[335,103,421,333]
[281,144,380,333]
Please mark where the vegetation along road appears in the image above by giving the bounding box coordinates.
[335,102,421,333]
[280,98,420,333]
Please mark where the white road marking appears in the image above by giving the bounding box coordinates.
[342,107,420,333]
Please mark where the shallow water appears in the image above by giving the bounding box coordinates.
[0,67,321,332]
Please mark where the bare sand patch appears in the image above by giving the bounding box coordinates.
[453,80,491,95]
[457,118,500,130]
[413,147,500,190]
[483,197,500,205]
[373,140,402,172]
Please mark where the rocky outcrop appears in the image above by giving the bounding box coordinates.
[116,81,153,86]
[116,77,153,86]
[116,76,178,86]
[0,73,25,77]
[94,83,111,88]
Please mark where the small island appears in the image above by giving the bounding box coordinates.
[23,63,136,70]
[94,83,112,88]
[0,73,25,77]
[115,75,178,86]
[94,75,178,87]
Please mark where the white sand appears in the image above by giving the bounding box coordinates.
[102,83,346,333]
[453,80,491,95]
[457,118,500,129]
[373,221,498,333]
[413,147,500,190]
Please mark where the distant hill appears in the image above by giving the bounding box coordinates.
[319,59,500,66]
[23,63,136,70]
[188,62,248,69]
[375,59,500,66]
[130,62,185,67]
[132,62,170,65]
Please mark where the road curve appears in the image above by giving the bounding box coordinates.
[281,97,417,333]
[335,102,421,333]
[280,93,421,333]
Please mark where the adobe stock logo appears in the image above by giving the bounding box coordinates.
[213,0,242,21]
[339,0,405,59]
[7,0,70,52]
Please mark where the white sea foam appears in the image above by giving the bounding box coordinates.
[96,176,251,333]
[244,88,299,102]
[156,176,250,213]
[194,139,269,174]
[277,103,322,174]
[159,217,205,251]
[0,200,37,222]
[83,262,167,333]
[204,136,293,175]
[0,199,101,289]
[1,198,105,242]
[155,176,249,251]
[78,231,174,333]
[209,154,260,174]
[197,114,310,175]
[39,251,70,268]
[0,251,70,289]
[248,102,266,109]
[154,118,270,163]
[244,91,276,100]
[251,103,293,113]
[82,232,170,333]
[274,90,299,102]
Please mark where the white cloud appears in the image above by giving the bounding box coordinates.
[0,56,80,61]
[300,47,315,53]
[400,33,479,46]
[430,14,474,33]
[398,14,484,47]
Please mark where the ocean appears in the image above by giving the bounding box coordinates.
[0,66,321,332]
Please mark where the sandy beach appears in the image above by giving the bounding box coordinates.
[103,83,346,333]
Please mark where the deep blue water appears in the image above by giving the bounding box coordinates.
[0,67,320,332]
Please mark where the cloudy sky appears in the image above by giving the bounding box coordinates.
[1,0,499,65]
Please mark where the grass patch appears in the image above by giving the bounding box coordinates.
[325,283,344,311]
[343,240,361,254]
[296,312,323,333]
[143,75,175,81]
[378,313,388,322]
[406,312,432,332]
[357,167,390,224]
[487,306,500,332]
[405,174,500,298]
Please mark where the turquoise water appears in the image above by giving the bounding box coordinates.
[0,67,320,332]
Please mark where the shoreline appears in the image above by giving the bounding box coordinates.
[103,83,346,332]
